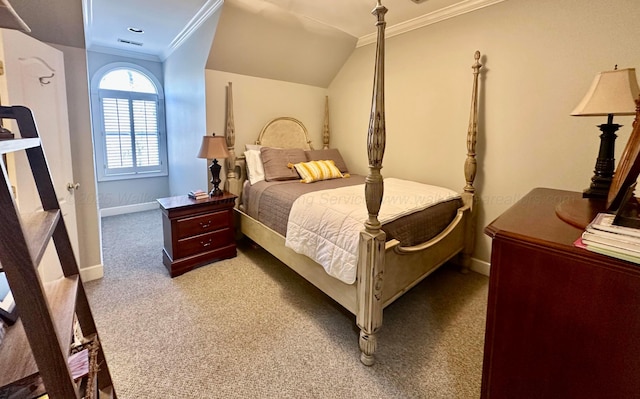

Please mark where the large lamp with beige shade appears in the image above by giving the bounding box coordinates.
[197,134,230,197]
[571,67,640,198]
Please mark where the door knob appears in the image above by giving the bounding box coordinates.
[66,182,80,192]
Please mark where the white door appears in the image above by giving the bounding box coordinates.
[0,29,79,282]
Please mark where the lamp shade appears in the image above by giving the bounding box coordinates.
[571,68,640,116]
[197,135,229,159]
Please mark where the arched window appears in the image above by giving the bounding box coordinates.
[91,64,167,181]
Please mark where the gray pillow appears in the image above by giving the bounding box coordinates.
[260,147,307,181]
[305,149,349,174]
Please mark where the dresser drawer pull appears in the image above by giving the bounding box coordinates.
[200,221,212,229]
[201,239,212,247]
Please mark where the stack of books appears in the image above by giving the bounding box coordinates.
[580,212,640,264]
[188,189,209,200]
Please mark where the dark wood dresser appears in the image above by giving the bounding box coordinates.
[157,192,237,277]
[482,188,640,398]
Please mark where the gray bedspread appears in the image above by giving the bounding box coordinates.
[244,175,462,246]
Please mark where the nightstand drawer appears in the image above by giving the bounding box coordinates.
[176,210,230,239]
[175,228,233,259]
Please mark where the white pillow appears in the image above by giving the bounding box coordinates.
[244,150,265,185]
[245,144,263,151]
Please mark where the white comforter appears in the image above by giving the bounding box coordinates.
[285,178,460,284]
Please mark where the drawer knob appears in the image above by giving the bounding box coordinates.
[200,221,212,229]
[201,239,212,247]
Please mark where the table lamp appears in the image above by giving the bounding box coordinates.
[571,67,640,198]
[197,133,230,197]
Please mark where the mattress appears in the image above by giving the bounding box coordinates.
[242,175,462,247]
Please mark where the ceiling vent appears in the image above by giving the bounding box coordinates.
[117,38,143,46]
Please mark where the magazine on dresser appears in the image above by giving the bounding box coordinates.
[579,212,640,264]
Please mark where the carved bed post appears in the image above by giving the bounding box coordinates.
[356,0,387,367]
[323,96,330,149]
[460,51,483,271]
[224,82,241,202]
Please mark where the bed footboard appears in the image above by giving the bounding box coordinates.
[355,40,482,366]
[382,206,469,307]
[356,0,388,367]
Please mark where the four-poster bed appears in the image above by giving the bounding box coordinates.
[223,1,483,365]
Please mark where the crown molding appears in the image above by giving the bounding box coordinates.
[356,0,506,47]
[88,44,162,62]
[82,0,93,48]
[161,0,224,60]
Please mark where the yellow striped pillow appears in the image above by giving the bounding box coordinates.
[291,160,348,183]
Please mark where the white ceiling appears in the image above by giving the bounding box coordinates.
[82,0,469,61]
[9,0,502,60]
[8,0,503,87]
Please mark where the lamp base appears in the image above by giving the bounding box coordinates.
[583,121,620,199]
[209,187,224,197]
[583,177,612,199]
[209,159,223,197]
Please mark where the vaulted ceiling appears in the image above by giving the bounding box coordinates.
[8,0,504,87]
[10,0,85,48]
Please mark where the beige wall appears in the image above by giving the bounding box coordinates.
[328,0,640,266]
[165,12,221,197]
[205,70,327,153]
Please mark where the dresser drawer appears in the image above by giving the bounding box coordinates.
[176,210,230,239]
[175,228,234,259]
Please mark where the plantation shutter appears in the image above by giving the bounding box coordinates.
[93,67,167,182]
[132,99,160,167]
[102,97,133,169]
[100,91,163,177]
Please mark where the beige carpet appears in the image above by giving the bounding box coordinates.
[85,209,489,398]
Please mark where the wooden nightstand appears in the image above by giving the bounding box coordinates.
[157,192,237,277]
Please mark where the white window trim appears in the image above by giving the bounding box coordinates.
[90,62,168,182]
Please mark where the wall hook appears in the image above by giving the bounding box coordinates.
[39,72,54,85]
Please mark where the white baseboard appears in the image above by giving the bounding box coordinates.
[100,201,158,217]
[470,257,490,276]
[80,263,104,282]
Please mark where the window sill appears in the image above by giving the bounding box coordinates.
[97,171,168,183]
